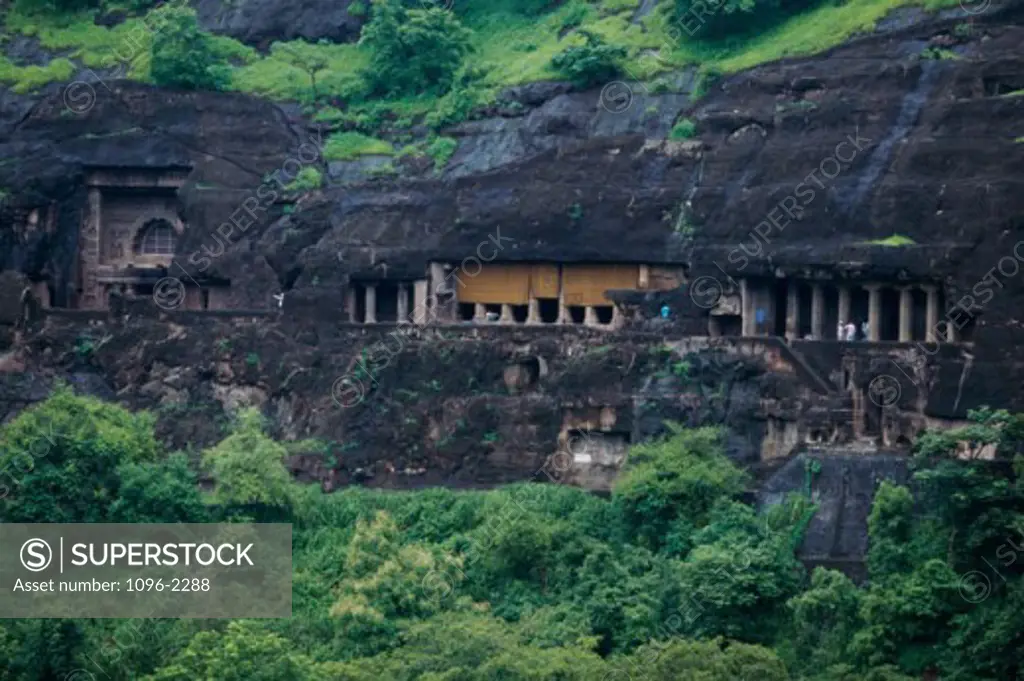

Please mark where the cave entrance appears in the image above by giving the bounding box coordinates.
[773,282,788,337]
[353,283,368,322]
[512,304,528,323]
[567,429,632,465]
[538,298,559,323]
[595,306,614,325]
[568,306,585,324]
[850,287,869,333]
[823,284,840,340]
[376,282,399,323]
[880,288,900,341]
[798,282,814,338]
[458,303,474,321]
[717,314,742,336]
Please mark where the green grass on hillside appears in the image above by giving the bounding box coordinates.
[322,131,395,161]
[0,0,965,126]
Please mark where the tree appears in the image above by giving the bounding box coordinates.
[360,0,473,96]
[144,622,325,681]
[201,408,296,512]
[676,501,805,642]
[272,41,331,104]
[149,4,230,91]
[613,425,748,550]
[550,30,626,89]
[0,386,161,523]
[783,568,864,675]
[621,637,791,681]
[110,453,209,523]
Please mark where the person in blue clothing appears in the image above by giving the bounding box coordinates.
[660,304,670,319]
[755,307,766,334]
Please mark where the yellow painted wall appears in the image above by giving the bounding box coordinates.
[562,265,639,306]
[456,264,531,304]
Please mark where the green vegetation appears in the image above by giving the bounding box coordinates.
[0,55,76,94]
[323,131,395,161]
[865,234,916,246]
[673,0,817,41]
[425,135,458,171]
[920,46,961,60]
[283,166,323,192]
[550,29,626,88]
[149,4,230,91]
[2,390,1024,679]
[359,0,473,96]
[0,0,964,136]
[670,117,698,139]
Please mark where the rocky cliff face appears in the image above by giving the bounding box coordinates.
[1,1,1022,567]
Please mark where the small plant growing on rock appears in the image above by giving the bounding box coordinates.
[692,66,721,100]
[425,136,458,172]
[284,167,323,193]
[670,118,697,140]
[568,203,584,223]
[550,30,626,89]
[74,337,95,359]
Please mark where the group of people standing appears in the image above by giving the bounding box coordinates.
[836,319,869,341]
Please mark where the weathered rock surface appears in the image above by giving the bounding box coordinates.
[1,2,1024,570]
[192,0,366,49]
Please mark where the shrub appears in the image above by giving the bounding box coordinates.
[360,0,474,96]
[201,408,296,512]
[425,136,458,171]
[670,117,697,139]
[550,30,626,89]
[149,4,230,91]
[284,167,323,193]
[613,425,748,550]
[323,132,394,161]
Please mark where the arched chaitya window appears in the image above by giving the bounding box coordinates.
[134,219,177,255]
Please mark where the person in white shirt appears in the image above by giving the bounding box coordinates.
[845,321,857,341]
[861,320,870,340]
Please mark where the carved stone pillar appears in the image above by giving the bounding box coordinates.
[898,286,913,342]
[866,284,881,341]
[785,281,799,340]
[345,286,357,323]
[364,284,377,324]
[584,306,599,326]
[397,283,409,322]
[80,187,103,310]
[500,303,514,323]
[740,279,754,336]
[474,303,486,322]
[428,262,446,322]
[558,291,569,324]
[413,279,429,324]
[811,283,824,339]
[527,297,541,324]
[924,285,939,342]
[838,286,851,338]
